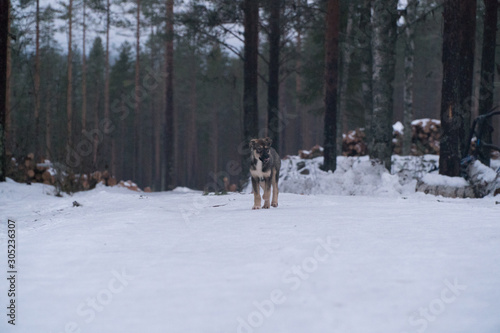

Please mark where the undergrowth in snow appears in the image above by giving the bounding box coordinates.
[278,155,443,197]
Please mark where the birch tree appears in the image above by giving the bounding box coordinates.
[402,0,417,156]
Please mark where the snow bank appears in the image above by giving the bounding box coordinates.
[420,173,469,187]
[279,156,416,197]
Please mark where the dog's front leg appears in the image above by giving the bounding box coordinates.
[262,177,271,209]
[271,171,279,207]
[251,177,261,209]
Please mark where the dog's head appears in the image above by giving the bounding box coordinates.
[250,137,272,163]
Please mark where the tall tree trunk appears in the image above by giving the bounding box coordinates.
[154,63,162,189]
[267,0,280,151]
[34,0,40,159]
[82,0,87,133]
[402,0,417,156]
[338,2,355,154]
[359,0,372,148]
[164,0,175,190]
[369,0,398,170]
[212,103,218,191]
[279,77,286,154]
[241,0,259,187]
[105,0,111,169]
[188,59,198,188]
[134,0,141,183]
[0,0,8,181]
[67,0,73,149]
[92,89,100,168]
[440,0,476,176]
[45,94,51,159]
[296,30,306,149]
[5,2,11,155]
[478,0,498,166]
[323,0,339,172]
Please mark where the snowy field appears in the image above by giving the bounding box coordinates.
[1,159,500,333]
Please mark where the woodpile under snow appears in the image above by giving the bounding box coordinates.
[5,152,142,193]
[393,119,441,155]
[297,118,442,158]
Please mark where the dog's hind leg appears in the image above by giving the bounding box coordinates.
[271,168,279,207]
[251,177,262,210]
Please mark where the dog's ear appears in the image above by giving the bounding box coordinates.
[264,137,272,147]
[249,139,257,149]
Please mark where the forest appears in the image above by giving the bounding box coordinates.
[0,0,499,191]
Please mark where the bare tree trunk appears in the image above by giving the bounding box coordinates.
[0,0,8,181]
[134,0,141,183]
[359,0,372,148]
[369,0,398,170]
[188,59,198,188]
[34,0,41,159]
[440,0,476,176]
[402,0,417,156]
[120,101,126,180]
[92,89,99,168]
[241,0,259,187]
[104,0,111,169]
[323,0,339,172]
[164,0,175,190]
[82,0,87,132]
[296,31,305,149]
[267,0,280,151]
[5,4,11,154]
[338,2,355,153]
[154,71,161,189]
[477,0,498,166]
[45,95,51,159]
[67,0,73,149]
[279,77,286,154]
[212,105,218,191]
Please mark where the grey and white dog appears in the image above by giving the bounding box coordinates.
[249,137,281,209]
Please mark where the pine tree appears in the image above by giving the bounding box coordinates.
[323,0,339,172]
[439,0,476,176]
[478,0,498,166]
[241,0,259,188]
[164,0,175,190]
[110,42,133,181]
[266,0,281,151]
[87,37,105,170]
[0,0,9,181]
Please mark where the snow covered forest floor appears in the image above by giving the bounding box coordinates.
[1,155,500,333]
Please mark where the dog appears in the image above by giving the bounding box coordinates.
[249,137,281,209]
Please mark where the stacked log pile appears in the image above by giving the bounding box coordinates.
[342,130,368,156]
[407,119,441,155]
[5,153,130,192]
[298,145,324,159]
[297,119,442,158]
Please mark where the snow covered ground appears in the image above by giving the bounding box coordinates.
[1,163,500,333]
